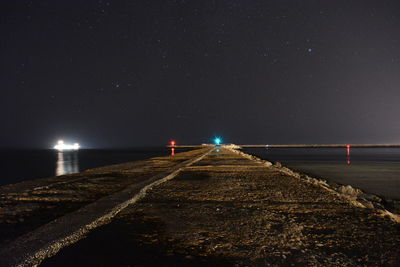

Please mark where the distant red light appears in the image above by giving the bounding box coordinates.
[170,140,176,146]
[346,145,350,148]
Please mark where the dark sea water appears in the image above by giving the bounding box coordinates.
[0,147,190,186]
[243,147,400,200]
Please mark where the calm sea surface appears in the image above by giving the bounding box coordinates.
[243,147,400,200]
[0,147,190,186]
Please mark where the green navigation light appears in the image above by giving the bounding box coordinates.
[214,137,222,145]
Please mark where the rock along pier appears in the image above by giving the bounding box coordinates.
[0,146,399,266]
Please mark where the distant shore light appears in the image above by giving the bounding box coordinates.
[54,140,80,151]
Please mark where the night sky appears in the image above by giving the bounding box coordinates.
[2,1,400,148]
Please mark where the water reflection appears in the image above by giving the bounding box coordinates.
[171,148,175,156]
[346,146,351,165]
[56,151,79,176]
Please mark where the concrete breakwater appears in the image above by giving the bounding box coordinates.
[0,146,399,266]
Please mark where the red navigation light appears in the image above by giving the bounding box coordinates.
[170,140,176,147]
[346,144,350,148]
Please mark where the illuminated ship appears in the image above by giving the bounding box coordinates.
[54,140,80,151]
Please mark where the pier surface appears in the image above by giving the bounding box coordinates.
[1,146,399,266]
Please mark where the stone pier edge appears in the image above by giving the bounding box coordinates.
[225,145,400,223]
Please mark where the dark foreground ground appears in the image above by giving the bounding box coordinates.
[1,147,400,266]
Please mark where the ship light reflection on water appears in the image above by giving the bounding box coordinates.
[54,140,80,151]
[56,151,79,176]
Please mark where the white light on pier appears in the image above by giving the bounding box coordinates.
[54,140,80,151]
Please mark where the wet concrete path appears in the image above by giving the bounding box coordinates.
[38,147,400,266]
